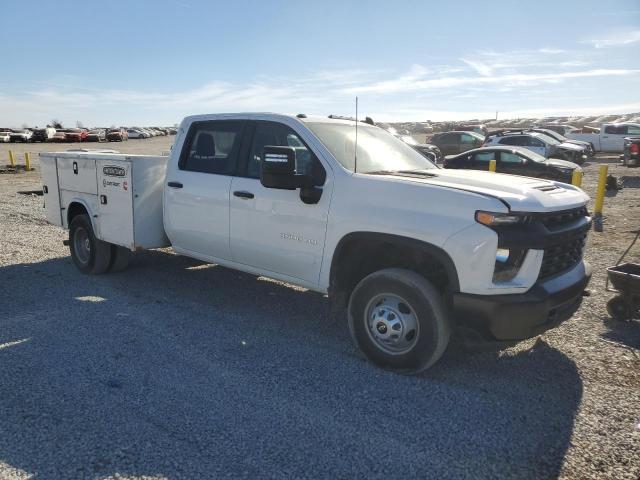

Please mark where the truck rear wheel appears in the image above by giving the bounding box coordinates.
[348,268,450,374]
[109,245,132,272]
[69,214,112,274]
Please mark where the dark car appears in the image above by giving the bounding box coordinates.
[623,137,640,167]
[86,129,106,142]
[428,131,485,155]
[442,146,581,183]
[397,135,443,163]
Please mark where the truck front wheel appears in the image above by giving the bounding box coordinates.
[69,214,112,274]
[348,268,450,373]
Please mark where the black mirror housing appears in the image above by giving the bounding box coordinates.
[260,145,314,190]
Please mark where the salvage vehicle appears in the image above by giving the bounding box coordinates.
[397,135,443,163]
[51,130,68,142]
[567,123,640,152]
[9,129,33,142]
[106,128,128,142]
[65,128,88,142]
[428,131,485,155]
[443,146,581,183]
[484,130,588,164]
[0,131,10,143]
[86,129,106,142]
[623,137,640,167]
[528,128,595,158]
[39,113,592,373]
[31,127,57,143]
[126,128,148,139]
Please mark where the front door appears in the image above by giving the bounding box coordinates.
[163,120,245,260]
[229,121,331,285]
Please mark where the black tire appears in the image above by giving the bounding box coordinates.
[69,214,112,274]
[607,296,630,320]
[348,268,450,373]
[109,245,132,272]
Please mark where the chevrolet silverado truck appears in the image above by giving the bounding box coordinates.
[40,113,592,373]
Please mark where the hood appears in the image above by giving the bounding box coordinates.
[564,139,591,147]
[555,142,584,152]
[545,158,580,169]
[369,169,588,212]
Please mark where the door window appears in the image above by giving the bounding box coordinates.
[472,151,496,163]
[627,125,640,135]
[246,122,326,184]
[180,121,244,175]
[500,152,525,164]
[605,125,627,135]
[528,137,546,147]
[461,134,476,145]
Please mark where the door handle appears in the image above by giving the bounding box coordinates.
[233,190,254,199]
[167,181,183,188]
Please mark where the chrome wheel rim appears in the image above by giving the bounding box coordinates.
[365,293,420,355]
[73,227,91,265]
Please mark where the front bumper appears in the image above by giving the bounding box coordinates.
[452,261,591,341]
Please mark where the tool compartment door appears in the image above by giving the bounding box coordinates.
[40,155,62,226]
[96,159,134,248]
[57,156,98,194]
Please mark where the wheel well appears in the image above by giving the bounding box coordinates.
[329,233,459,309]
[66,202,88,227]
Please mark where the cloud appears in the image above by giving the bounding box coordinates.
[460,59,493,77]
[344,68,639,94]
[585,30,640,48]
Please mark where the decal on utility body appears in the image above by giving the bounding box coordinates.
[103,166,126,177]
[280,233,318,245]
[103,179,121,188]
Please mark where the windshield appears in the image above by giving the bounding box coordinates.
[533,133,560,145]
[306,122,436,173]
[538,129,566,142]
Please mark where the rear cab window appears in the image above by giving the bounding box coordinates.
[180,121,245,175]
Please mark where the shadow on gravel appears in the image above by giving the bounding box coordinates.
[601,315,640,350]
[0,251,583,479]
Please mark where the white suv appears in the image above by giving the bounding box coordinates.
[485,131,588,163]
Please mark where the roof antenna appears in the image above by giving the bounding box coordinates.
[354,96,358,173]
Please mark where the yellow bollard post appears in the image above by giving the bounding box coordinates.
[489,159,496,172]
[8,150,15,168]
[24,152,31,171]
[593,164,608,232]
[571,169,583,187]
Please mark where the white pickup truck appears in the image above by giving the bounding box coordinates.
[566,122,640,152]
[40,113,592,373]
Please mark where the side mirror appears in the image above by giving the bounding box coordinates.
[260,145,322,204]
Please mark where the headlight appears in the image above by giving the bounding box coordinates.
[475,211,526,226]
[493,248,527,282]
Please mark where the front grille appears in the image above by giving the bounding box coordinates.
[538,207,588,228]
[539,234,586,280]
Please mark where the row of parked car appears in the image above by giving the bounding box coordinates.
[0,126,177,143]
[387,121,640,183]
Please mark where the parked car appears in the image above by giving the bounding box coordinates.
[536,124,579,136]
[484,130,588,164]
[127,128,148,139]
[566,123,640,152]
[31,127,56,143]
[456,124,489,136]
[428,131,485,155]
[443,146,581,183]
[64,128,89,142]
[86,129,106,142]
[0,131,10,143]
[40,112,592,373]
[396,135,443,163]
[106,128,128,142]
[623,137,640,167]
[51,130,68,142]
[9,129,33,142]
[528,128,595,157]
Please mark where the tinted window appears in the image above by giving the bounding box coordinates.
[473,151,496,162]
[627,125,640,135]
[181,121,244,175]
[499,136,524,146]
[461,134,476,144]
[528,137,546,147]
[605,125,628,135]
[500,152,524,164]
[248,122,326,184]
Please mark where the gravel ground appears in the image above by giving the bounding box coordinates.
[0,143,638,479]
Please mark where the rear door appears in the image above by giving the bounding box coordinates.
[229,120,331,284]
[460,133,478,153]
[40,155,62,226]
[526,136,548,157]
[163,120,245,260]
[470,150,497,171]
[497,151,527,176]
[438,133,458,155]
